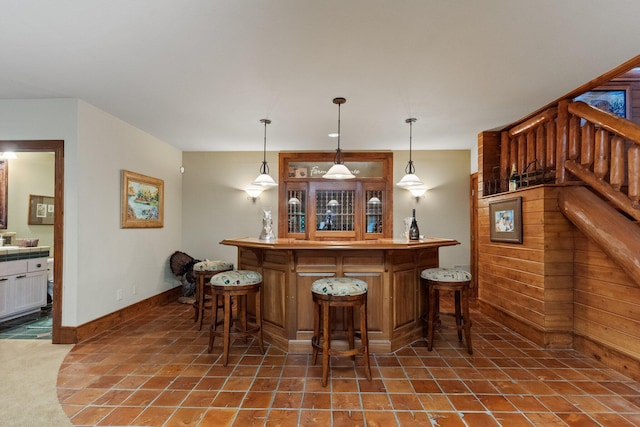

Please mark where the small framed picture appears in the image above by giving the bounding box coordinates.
[28,194,54,225]
[490,197,522,244]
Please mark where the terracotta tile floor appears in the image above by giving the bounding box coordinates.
[57,302,640,426]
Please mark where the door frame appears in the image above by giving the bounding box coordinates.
[0,140,64,342]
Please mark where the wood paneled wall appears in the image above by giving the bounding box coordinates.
[478,131,640,379]
[477,186,574,348]
[573,232,640,379]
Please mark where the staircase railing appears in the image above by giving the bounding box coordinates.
[494,99,640,222]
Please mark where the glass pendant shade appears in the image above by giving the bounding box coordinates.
[396,117,424,188]
[396,173,423,188]
[252,173,277,187]
[323,97,355,179]
[252,118,278,187]
[324,163,355,180]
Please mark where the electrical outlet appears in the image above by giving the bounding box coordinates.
[117,289,123,301]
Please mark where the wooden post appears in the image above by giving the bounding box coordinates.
[556,100,569,184]
[629,145,640,205]
[593,128,609,180]
[581,122,594,167]
[610,136,625,191]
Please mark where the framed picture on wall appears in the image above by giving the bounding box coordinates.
[121,170,164,228]
[574,85,631,119]
[28,194,54,225]
[489,197,522,244]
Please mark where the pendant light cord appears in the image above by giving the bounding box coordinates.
[405,117,417,174]
[259,118,271,175]
[333,97,346,165]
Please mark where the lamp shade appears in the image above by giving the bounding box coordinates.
[245,187,263,198]
[396,173,424,188]
[323,163,355,180]
[252,173,278,187]
[409,187,427,197]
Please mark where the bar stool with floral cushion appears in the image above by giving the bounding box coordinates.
[420,267,473,354]
[192,260,234,330]
[208,270,264,366]
[311,277,372,387]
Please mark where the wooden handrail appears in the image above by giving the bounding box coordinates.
[568,101,640,144]
[565,160,640,220]
[509,108,557,137]
[559,186,640,288]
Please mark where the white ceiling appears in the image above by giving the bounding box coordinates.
[1,1,639,153]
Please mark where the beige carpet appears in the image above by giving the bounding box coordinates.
[0,340,73,427]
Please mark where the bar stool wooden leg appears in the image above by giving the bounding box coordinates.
[195,273,204,324]
[255,288,264,354]
[463,286,473,354]
[427,285,436,351]
[321,301,330,387]
[222,293,232,366]
[360,299,371,381]
[347,306,355,361]
[455,289,463,342]
[208,293,220,353]
[312,298,320,365]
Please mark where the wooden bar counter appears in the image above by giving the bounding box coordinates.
[220,237,459,353]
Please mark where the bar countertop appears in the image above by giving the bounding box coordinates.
[220,236,459,250]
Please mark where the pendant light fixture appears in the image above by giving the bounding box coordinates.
[396,117,424,188]
[251,119,278,187]
[323,97,355,179]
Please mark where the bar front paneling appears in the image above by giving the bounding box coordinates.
[222,237,459,353]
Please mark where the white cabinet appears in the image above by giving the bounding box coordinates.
[0,257,47,321]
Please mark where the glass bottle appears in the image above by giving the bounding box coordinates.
[409,209,420,241]
[509,163,518,192]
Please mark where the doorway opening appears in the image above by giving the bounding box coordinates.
[0,140,64,343]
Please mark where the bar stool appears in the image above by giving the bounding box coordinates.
[192,260,234,330]
[207,270,264,366]
[311,277,372,387]
[420,267,473,354]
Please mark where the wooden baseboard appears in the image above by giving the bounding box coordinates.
[55,286,183,344]
[574,334,640,382]
[478,300,573,348]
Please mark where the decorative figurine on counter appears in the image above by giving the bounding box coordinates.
[259,207,275,240]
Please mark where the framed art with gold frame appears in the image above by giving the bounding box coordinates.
[121,170,164,228]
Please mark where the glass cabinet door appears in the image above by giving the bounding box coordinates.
[315,189,355,232]
[286,189,306,234]
[365,189,384,235]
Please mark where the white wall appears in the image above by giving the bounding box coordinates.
[393,150,471,269]
[7,152,55,248]
[181,150,470,269]
[0,99,183,326]
[75,101,182,324]
[181,151,279,264]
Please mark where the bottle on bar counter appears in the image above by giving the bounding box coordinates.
[409,209,420,241]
